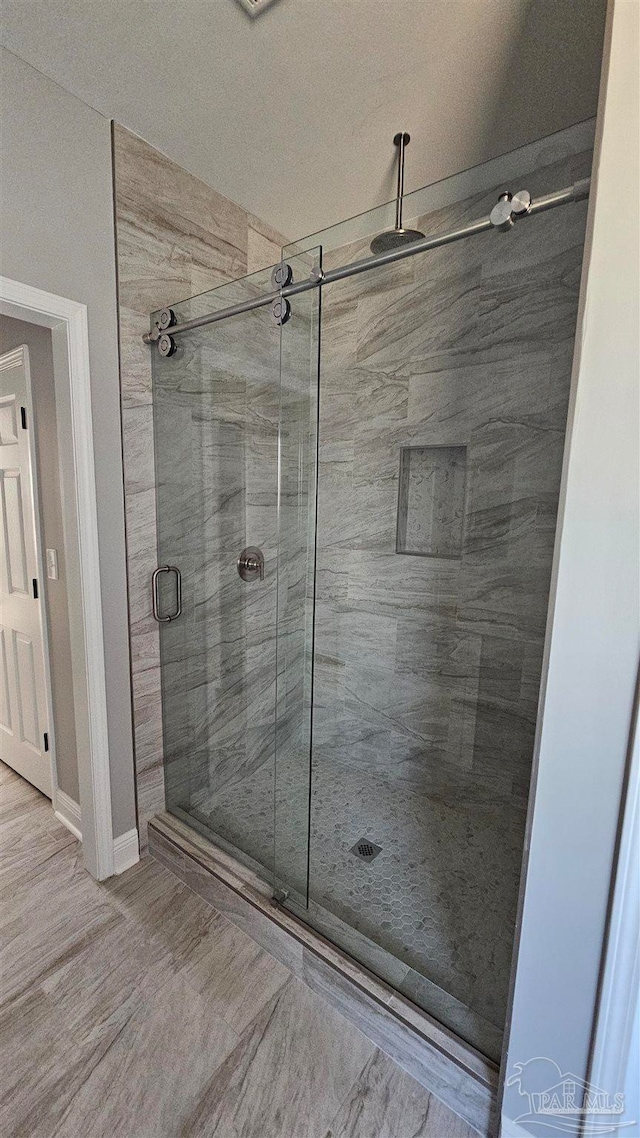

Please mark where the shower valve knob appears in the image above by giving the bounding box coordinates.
[238,547,265,582]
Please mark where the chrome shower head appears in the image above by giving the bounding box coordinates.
[370,132,424,255]
[369,226,425,255]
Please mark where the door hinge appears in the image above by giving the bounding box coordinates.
[20,406,27,429]
[43,732,49,752]
[32,578,39,599]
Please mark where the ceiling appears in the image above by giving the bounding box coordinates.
[0,0,606,240]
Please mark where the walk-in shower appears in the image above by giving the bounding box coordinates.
[148,124,593,1064]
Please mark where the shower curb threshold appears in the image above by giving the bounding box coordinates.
[148,813,497,1136]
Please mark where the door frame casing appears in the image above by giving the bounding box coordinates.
[0,275,119,878]
[0,342,57,800]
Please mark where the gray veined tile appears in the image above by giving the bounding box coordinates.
[114,123,248,255]
[354,267,480,375]
[304,899,411,992]
[100,852,219,959]
[346,548,460,619]
[319,298,359,375]
[142,826,186,879]
[117,305,153,407]
[123,483,158,566]
[412,188,494,250]
[395,970,503,1064]
[0,811,77,884]
[181,858,303,976]
[323,240,417,305]
[394,617,480,681]
[323,1048,482,1138]
[318,390,361,445]
[130,630,161,699]
[121,403,157,495]
[478,244,583,354]
[0,762,56,825]
[302,952,492,1135]
[53,973,241,1138]
[0,759,20,785]
[114,128,248,305]
[404,351,559,433]
[130,687,164,775]
[115,208,193,314]
[0,985,108,1138]
[154,812,277,900]
[352,367,410,422]
[474,634,527,705]
[114,123,275,857]
[328,481,399,554]
[38,906,179,1052]
[342,609,398,668]
[176,915,292,1036]
[1,860,122,1003]
[6,764,492,1138]
[246,221,283,276]
[0,772,76,884]
[179,977,375,1138]
[0,798,78,891]
[307,141,583,1047]
[131,755,168,829]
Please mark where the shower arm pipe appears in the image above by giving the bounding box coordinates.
[394,131,408,231]
[143,177,590,345]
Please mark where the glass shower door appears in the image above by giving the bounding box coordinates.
[151,251,320,901]
[281,134,592,1061]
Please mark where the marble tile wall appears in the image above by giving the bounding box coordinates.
[113,124,286,846]
[308,142,593,1054]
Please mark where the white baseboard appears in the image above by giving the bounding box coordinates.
[53,795,139,876]
[112,828,140,875]
[54,790,82,841]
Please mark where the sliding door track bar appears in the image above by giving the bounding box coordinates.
[143,178,590,354]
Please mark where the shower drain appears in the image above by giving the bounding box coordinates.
[350,837,383,863]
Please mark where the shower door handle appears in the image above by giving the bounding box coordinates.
[152,565,182,622]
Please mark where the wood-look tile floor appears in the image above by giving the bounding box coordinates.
[0,763,479,1138]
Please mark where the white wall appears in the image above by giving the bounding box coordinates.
[0,0,607,241]
[0,48,136,838]
[502,0,639,1131]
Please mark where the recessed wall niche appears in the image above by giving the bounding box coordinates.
[396,445,467,559]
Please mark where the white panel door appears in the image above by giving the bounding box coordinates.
[0,346,52,795]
